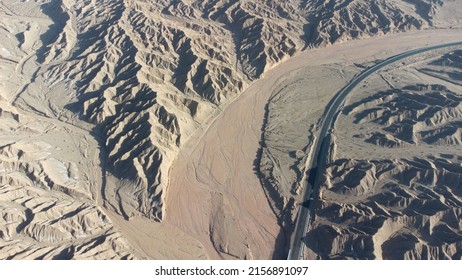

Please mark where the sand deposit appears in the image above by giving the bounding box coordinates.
[0,0,461,259]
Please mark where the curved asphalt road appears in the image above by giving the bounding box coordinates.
[287,41,462,260]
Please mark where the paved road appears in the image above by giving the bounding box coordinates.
[287,41,462,260]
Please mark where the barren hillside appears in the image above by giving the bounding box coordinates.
[30,0,449,222]
[304,47,462,259]
[1,0,461,259]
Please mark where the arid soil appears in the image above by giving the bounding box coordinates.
[0,0,461,259]
[303,46,462,260]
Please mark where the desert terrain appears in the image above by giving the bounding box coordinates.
[303,46,462,259]
[0,0,461,259]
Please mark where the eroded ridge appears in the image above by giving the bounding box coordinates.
[304,49,462,259]
[344,84,462,147]
[0,107,138,260]
[308,156,462,260]
[40,0,443,221]
[1,0,459,260]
